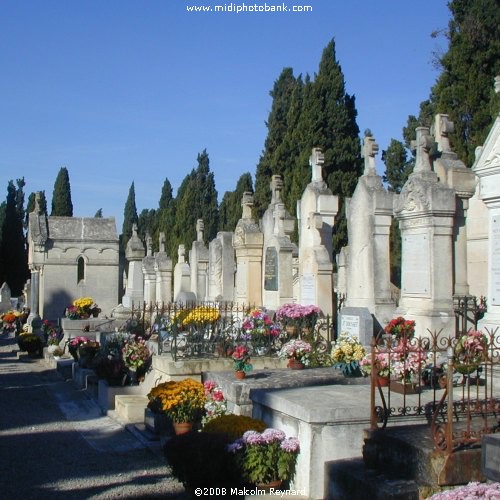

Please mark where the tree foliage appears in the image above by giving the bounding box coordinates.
[0,179,29,295]
[51,167,73,216]
[253,39,362,253]
[122,182,139,252]
[418,0,500,165]
[219,172,254,231]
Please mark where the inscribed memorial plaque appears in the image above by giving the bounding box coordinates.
[402,233,431,295]
[264,247,278,291]
[301,273,315,304]
[340,315,360,340]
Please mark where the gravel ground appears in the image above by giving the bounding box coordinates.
[0,333,187,500]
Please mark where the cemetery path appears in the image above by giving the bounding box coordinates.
[0,334,187,500]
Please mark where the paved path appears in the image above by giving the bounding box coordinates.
[0,333,186,500]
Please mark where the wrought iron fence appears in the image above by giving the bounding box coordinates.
[369,326,500,454]
[130,301,333,362]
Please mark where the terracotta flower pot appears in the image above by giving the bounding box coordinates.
[235,370,246,380]
[288,359,305,370]
[173,422,193,435]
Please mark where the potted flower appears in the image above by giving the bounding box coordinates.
[176,305,221,327]
[67,336,91,360]
[232,345,253,378]
[2,311,19,333]
[275,303,322,335]
[359,351,392,386]
[147,378,206,434]
[17,332,42,356]
[453,330,488,375]
[331,332,366,377]
[228,428,300,489]
[241,309,280,353]
[279,338,312,369]
[77,340,100,368]
[390,342,431,391]
[384,316,415,340]
[122,336,151,384]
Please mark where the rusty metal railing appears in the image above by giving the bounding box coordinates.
[369,326,500,454]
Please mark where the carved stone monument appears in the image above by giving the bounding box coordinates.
[472,77,500,330]
[233,193,264,305]
[345,135,395,327]
[297,148,338,315]
[190,219,209,302]
[155,232,173,304]
[173,244,192,302]
[207,232,235,302]
[122,224,145,309]
[394,127,456,338]
[142,233,157,304]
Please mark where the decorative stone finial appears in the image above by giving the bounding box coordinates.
[241,192,254,220]
[413,127,433,173]
[270,175,283,204]
[146,233,153,256]
[309,147,324,182]
[196,219,204,242]
[178,244,185,263]
[361,136,378,175]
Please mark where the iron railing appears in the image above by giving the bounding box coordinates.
[129,301,333,361]
[369,326,500,454]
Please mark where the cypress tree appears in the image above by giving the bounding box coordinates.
[253,68,298,218]
[51,167,73,216]
[94,208,103,218]
[122,182,139,251]
[0,180,29,295]
[218,172,254,231]
[419,0,500,165]
[155,178,176,255]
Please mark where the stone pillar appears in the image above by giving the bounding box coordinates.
[394,127,456,338]
[142,234,157,304]
[155,232,172,304]
[122,224,145,309]
[173,244,192,302]
[297,148,338,315]
[233,193,264,306]
[433,114,476,296]
[472,77,500,329]
[190,219,209,301]
[345,136,395,325]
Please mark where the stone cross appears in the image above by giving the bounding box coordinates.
[178,244,186,263]
[434,114,454,154]
[33,192,42,214]
[159,232,165,253]
[146,233,153,256]
[270,175,283,204]
[310,147,324,182]
[412,126,434,173]
[361,136,379,175]
[273,203,286,236]
[196,219,204,242]
[241,192,254,220]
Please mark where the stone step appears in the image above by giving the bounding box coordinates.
[326,457,419,500]
[114,395,149,423]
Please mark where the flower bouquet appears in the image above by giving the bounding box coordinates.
[453,330,488,375]
[173,305,221,329]
[275,303,321,331]
[241,308,280,351]
[122,336,151,370]
[201,380,227,426]
[279,338,312,368]
[77,340,100,368]
[232,345,253,376]
[147,378,206,424]
[228,428,300,486]
[331,332,366,376]
[359,351,392,381]
[67,336,91,360]
[384,316,415,340]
